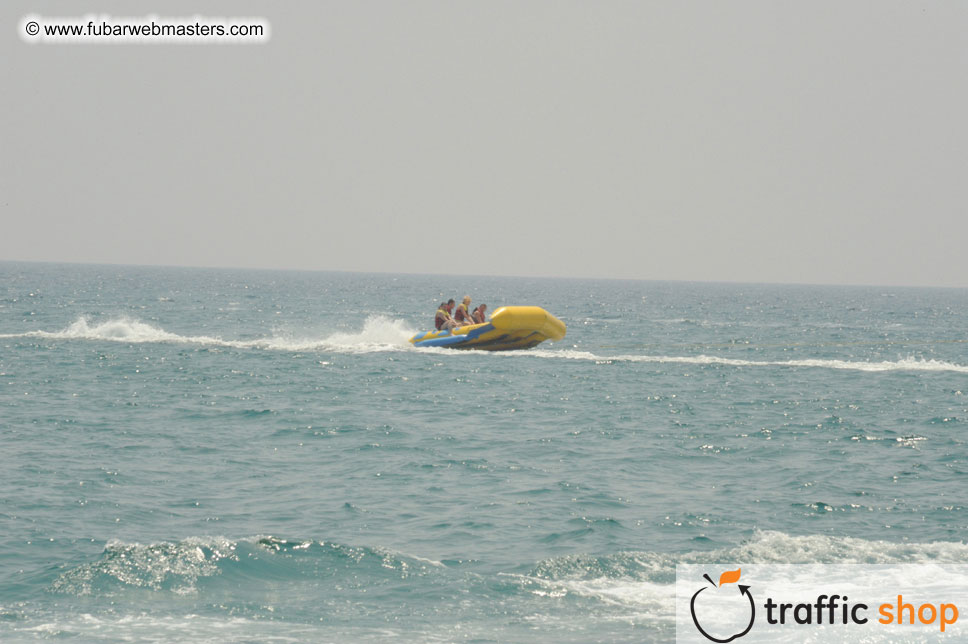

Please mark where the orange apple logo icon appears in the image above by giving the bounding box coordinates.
[689,568,755,643]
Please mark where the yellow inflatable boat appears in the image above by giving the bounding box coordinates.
[409,306,566,351]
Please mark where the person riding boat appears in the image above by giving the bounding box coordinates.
[454,295,474,326]
[472,303,487,324]
[435,300,457,331]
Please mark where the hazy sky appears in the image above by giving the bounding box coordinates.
[3,2,966,286]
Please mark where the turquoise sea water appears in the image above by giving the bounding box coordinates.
[1,262,967,642]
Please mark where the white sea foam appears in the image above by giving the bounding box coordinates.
[514,349,968,373]
[16,613,317,643]
[309,316,417,352]
[516,530,968,622]
[1,315,417,354]
[4,316,968,373]
[523,575,674,621]
[713,530,968,565]
[0,317,224,346]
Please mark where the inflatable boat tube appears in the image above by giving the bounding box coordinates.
[409,306,566,351]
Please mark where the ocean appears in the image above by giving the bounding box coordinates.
[1,262,966,642]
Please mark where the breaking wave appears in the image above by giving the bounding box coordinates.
[509,529,968,614]
[50,531,968,623]
[51,536,446,597]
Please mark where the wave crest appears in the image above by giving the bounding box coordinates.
[52,537,237,596]
[52,536,445,597]
[528,529,968,586]
[512,529,968,612]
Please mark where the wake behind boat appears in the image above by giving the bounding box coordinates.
[409,306,566,351]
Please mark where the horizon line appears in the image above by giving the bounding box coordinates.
[1,258,966,291]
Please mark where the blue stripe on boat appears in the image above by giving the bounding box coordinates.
[413,324,495,348]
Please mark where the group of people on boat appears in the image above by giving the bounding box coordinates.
[435,296,487,331]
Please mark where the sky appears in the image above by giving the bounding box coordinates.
[2,1,966,287]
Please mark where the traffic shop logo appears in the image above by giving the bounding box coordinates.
[689,568,755,643]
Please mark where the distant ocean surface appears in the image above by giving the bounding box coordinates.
[2,262,967,643]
